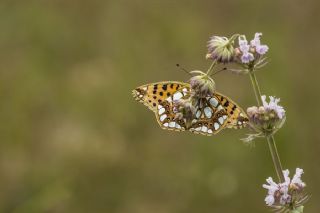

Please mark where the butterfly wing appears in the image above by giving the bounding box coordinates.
[132,81,190,112]
[133,82,229,135]
[215,92,248,129]
[188,96,229,135]
[133,81,190,132]
[155,92,230,135]
[133,82,248,135]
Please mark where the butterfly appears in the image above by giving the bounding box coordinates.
[132,81,248,136]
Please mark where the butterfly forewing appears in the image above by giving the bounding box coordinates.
[133,81,190,132]
[132,81,190,112]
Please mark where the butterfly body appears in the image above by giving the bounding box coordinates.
[132,81,248,136]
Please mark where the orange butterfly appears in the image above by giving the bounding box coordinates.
[132,81,248,136]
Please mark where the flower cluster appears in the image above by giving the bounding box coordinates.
[205,32,309,212]
[263,168,308,212]
[206,33,269,66]
[236,33,269,64]
[246,95,286,136]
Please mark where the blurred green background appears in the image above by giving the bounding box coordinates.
[1,0,319,212]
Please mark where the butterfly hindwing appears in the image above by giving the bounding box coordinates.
[189,96,229,135]
[156,99,187,132]
[215,92,248,129]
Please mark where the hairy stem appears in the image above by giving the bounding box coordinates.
[248,68,285,182]
[206,60,216,75]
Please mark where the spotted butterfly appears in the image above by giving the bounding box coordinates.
[132,81,248,136]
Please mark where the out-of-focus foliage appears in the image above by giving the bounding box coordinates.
[0,0,319,212]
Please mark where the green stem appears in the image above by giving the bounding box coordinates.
[267,136,285,182]
[206,60,216,75]
[248,68,285,183]
[249,70,262,106]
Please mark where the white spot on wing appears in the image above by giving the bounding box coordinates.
[169,122,176,127]
[160,114,167,122]
[214,122,220,130]
[173,92,183,101]
[166,97,172,102]
[217,105,224,111]
[158,105,163,109]
[158,108,165,115]
[208,129,213,134]
[209,98,219,107]
[182,88,188,95]
[218,117,224,124]
[201,126,208,132]
[195,127,201,131]
[163,123,168,127]
[196,110,201,118]
[204,107,212,118]
[223,115,228,120]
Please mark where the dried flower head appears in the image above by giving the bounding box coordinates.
[189,72,216,98]
[173,98,196,128]
[263,168,309,212]
[206,34,238,63]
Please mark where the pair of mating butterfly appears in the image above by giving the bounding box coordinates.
[132,71,248,136]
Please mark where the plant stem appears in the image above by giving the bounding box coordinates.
[206,60,216,75]
[248,68,285,182]
[249,70,262,106]
[267,135,285,182]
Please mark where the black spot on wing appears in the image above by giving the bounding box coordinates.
[162,84,167,90]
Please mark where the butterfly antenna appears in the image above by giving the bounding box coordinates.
[176,64,192,76]
[210,67,227,76]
